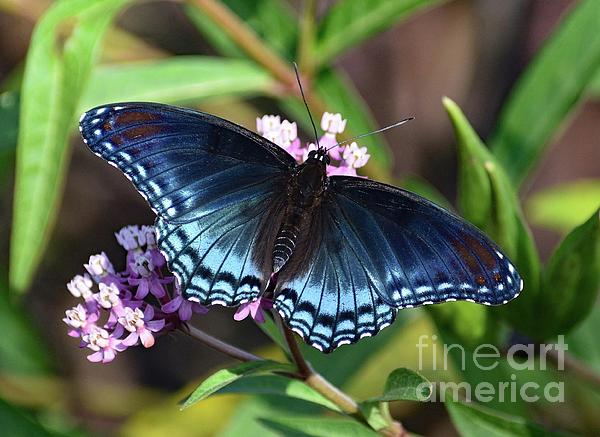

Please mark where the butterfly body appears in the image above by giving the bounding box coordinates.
[80,102,522,353]
[272,151,329,274]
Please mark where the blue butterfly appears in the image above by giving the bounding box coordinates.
[79,102,522,353]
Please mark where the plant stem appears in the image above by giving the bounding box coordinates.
[546,348,600,391]
[186,0,297,88]
[280,324,359,414]
[185,0,329,116]
[297,0,317,76]
[179,323,262,362]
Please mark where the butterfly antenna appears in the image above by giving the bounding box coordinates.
[293,62,320,148]
[326,117,415,151]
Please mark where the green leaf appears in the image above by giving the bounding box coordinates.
[445,397,568,437]
[314,0,444,68]
[10,0,131,293]
[0,91,19,184]
[260,416,380,437]
[443,97,543,337]
[256,316,289,353]
[398,175,452,209]
[0,276,52,374]
[280,67,393,175]
[181,360,295,409]
[526,179,600,233]
[539,210,600,338]
[217,374,342,412]
[490,0,600,185]
[566,305,600,373]
[367,368,431,402]
[184,0,298,60]
[0,398,56,437]
[79,57,275,112]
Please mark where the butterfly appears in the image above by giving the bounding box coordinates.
[79,102,522,353]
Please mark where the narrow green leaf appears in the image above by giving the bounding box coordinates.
[445,397,567,437]
[367,368,431,402]
[280,67,393,174]
[217,374,342,412]
[10,0,131,293]
[398,175,452,209]
[490,0,600,185]
[566,305,600,373]
[181,360,295,409]
[184,0,298,60]
[0,91,19,183]
[443,97,543,337]
[256,316,289,353]
[526,179,600,233]
[0,398,56,437]
[315,0,444,68]
[0,276,52,374]
[260,416,380,437]
[539,210,600,337]
[79,57,274,112]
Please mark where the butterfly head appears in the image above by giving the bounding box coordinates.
[306,149,330,166]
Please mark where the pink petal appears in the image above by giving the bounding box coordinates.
[102,349,116,363]
[139,329,155,348]
[253,308,266,324]
[147,318,165,332]
[162,295,183,313]
[248,300,261,318]
[122,332,139,346]
[144,304,155,320]
[233,304,250,321]
[87,351,103,362]
[135,280,149,299]
[179,302,192,321]
[150,279,166,298]
[193,303,209,315]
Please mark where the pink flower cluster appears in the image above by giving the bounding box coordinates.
[63,225,207,363]
[256,111,370,176]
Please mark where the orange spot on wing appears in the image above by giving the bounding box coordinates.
[123,125,163,140]
[115,111,160,124]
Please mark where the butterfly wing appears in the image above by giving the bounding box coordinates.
[274,176,521,353]
[80,102,295,305]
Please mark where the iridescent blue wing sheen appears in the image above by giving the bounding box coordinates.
[79,102,295,306]
[274,176,522,353]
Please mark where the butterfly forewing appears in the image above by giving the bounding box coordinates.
[79,102,295,306]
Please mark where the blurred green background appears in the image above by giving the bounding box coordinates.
[0,0,599,436]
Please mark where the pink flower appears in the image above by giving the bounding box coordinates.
[162,293,208,321]
[320,112,346,160]
[234,297,273,324]
[115,225,146,251]
[119,306,165,348]
[342,142,370,169]
[67,274,94,300]
[128,254,171,299]
[63,304,98,337]
[84,252,115,280]
[83,325,127,363]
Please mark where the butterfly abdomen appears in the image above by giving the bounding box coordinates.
[272,158,328,274]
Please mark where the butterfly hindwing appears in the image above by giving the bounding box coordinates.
[274,200,397,353]
[80,102,294,305]
[274,176,521,352]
